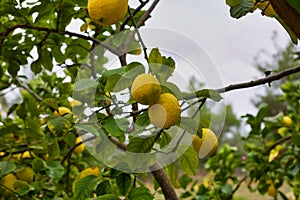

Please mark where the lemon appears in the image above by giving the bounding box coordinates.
[54,107,72,116]
[69,99,82,107]
[74,137,85,154]
[17,151,32,160]
[192,128,218,158]
[267,181,278,197]
[1,173,17,195]
[15,167,35,182]
[148,93,180,129]
[282,116,292,127]
[88,0,128,25]
[78,167,100,179]
[131,74,161,105]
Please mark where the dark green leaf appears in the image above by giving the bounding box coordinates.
[230,0,254,19]
[74,79,97,91]
[102,117,124,137]
[43,160,64,180]
[179,174,193,190]
[126,134,158,153]
[73,175,99,200]
[165,162,179,188]
[47,116,71,137]
[96,180,111,196]
[31,60,42,74]
[135,111,150,127]
[128,187,154,200]
[91,194,120,200]
[178,146,199,175]
[116,173,132,195]
[226,0,243,6]
[47,138,60,160]
[286,0,300,13]
[105,74,132,92]
[0,161,16,177]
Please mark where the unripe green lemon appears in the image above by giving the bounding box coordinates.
[131,74,161,105]
[148,93,180,129]
[15,167,35,182]
[88,0,128,25]
[1,173,17,195]
[192,128,218,158]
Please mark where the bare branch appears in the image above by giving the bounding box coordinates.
[216,65,300,93]
[15,77,43,102]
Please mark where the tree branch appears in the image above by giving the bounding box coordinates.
[269,0,300,40]
[0,24,121,56]
[15,77,43,102]
[216,65,300,93]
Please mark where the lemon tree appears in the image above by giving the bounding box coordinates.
[1,0,300,200]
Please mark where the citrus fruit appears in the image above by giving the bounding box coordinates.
[1,173,17,195]
[15,167,35,182]
[88,0,128,25]
[69,99,82,107]
[17,151,32,160]
[267,181,278,197]
[131,74,161,105]
[192,128,218,158]
[74,137,85,154]
[282,116,292,127]
[54,107,72,116]
[148,93,180,129]
[78,167,100,179]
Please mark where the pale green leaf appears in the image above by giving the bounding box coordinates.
[178,146,199,175]
[73,175,99,200]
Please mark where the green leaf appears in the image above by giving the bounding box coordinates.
[286,0,300,13]
[91,194,120,200]
[116,173,132,195]
[73,175,99,200]
[31,60,42,74]
[128,187,154,200]
[196,89,222,101]
[165,162,179,188]
[47,137,60,160]
[39,98,58,110]
[102,117,124,137]
[40,48,53,71]
[178,146,199,175]
[126,134,158,153]
[0,161,16,177]
[179,174,193,190]
[229,0,254,19]
[74,79,98,91]
[43,160,64,180]
[104,74,132,92]
[161,82,182,99]
[96,180,111,196]
[226,0,243,7]
[179,117,199,135]
[135,111,150,127]
[158,131,172,148]
[32,157,44,173]
[47,116,71,137]
[149,48,162,64]
[125,62,145,78]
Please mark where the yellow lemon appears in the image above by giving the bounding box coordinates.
[54,107,72,116]
[192,128,218,158]
[88,0,128,25]
[78,167,100,179]
[69,99,82,107]
[74,137,85,154]
[1,173,17,195]
[282,116,292,127]
[15,167,35,182]
[148,93,180,129]
[17,151,32,160]
[267,181,278,197]
[131,74,161,105]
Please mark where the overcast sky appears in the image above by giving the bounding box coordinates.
[137,0,291,115]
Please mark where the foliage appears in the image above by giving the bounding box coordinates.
[0,0,300,200]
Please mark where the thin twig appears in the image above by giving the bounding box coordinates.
[266,135,292,153]
[216,65,300,93]
[0,183,29,200]
[15,77,42,101]
[225,175,248,200]
[1,24,121,55]
[136,0,160,28]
